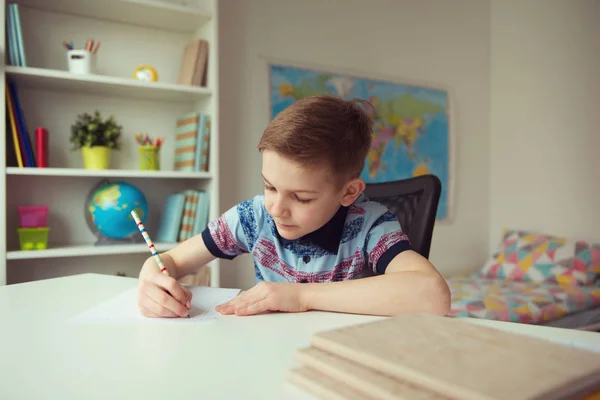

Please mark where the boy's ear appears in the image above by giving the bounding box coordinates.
[341,178,366,206]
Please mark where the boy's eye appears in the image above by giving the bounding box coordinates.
[264,184,276,192]
[295,196,313,204]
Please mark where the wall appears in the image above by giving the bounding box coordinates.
[489,0,600,250]
[218,0,491,289]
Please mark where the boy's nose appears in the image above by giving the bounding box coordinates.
[269,198,288,218]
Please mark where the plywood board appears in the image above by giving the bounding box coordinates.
[295,347,449,400]
[287,366,370,400]
[310,313,600,400]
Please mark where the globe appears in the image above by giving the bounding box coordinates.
[85,180,148,241]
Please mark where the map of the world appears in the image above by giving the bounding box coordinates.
[269,63,451,219]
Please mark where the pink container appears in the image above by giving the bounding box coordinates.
[17,206,48,228]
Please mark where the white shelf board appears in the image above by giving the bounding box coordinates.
[13,0,212,33]
[7,242,178,260]
[7,167,212,179]
[5,66,212,102]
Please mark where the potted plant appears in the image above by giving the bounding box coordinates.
[70,110,122,169]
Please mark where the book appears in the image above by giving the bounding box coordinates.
[6,81,35,167]
[5,84,23,167]
[6,4,26,67]
[191,190,209,236]
[156,192,186,243]
[194,114,211,172]
[176,39,209,87]
[289,313,600,400]
[173,112,199,171]
[11,4,26,67]
[6,116,18,167]
[198,114,211,172]
[173,112,210,172]
[192,39,209,87]
[157,190,210,243]
[178,190,199,242]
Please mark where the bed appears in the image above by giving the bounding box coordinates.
[446,228,600,330]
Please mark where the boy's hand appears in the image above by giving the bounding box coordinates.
[137,257,192,318]
[215,282,308,316]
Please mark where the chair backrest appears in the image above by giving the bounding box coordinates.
[363,174,441,259]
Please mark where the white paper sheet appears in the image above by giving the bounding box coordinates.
[69,285,241,325]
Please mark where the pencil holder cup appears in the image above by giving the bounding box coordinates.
[17,205,48,228]
[139,146,160,170]
[67,50,96,74]
[17,227,49,251]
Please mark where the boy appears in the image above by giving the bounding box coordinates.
[137,95,450,318]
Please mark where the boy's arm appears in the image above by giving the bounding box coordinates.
[161,233,216,280]
[138,198,258,318]
[303,209,451,316]
[142,196,260,280]
[301,249,451,316]
[215,250,450,317]
[216,210,450,317]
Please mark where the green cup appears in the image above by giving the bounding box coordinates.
[139,146,160,170]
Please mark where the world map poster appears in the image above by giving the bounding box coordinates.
[268,63,451,220]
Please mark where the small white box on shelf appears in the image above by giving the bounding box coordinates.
[66,50,96,74]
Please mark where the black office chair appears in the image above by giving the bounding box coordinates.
[363,174,441,259]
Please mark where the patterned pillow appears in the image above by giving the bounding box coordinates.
[479,228,600,286]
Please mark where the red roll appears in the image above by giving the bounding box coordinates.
[35,127,48,168]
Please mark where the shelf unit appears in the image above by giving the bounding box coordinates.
[1,0,220,286]
[7,242,179,260]
[7,167,212,179]
[5,66,213,102]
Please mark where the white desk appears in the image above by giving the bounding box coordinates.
[1,274,599,400]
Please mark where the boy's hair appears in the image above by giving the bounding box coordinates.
[258,95,373,185]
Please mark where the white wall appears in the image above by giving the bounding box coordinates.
[489,0,600,250]
[218,0,491,289]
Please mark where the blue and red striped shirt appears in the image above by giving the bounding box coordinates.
[201,193,412,283]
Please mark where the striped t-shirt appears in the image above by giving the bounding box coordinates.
[201,193,412,283]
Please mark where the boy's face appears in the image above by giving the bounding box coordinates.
[261,150,363,240]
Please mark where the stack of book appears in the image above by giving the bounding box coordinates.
[287,313,600,400]
[155,190,210,243]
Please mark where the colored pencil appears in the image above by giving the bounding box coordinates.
[131,210,168,275]
[92,41,101,55]
[133,132,165,149]
[132,210,190,318]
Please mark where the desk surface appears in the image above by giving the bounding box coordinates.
[1,274,600,400]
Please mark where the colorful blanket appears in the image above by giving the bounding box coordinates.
[447,274,600,324]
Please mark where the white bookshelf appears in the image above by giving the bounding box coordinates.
[0,0,220,286]
[7,167,212,179]
[6,66,213,102]
[12,0,212,32]
[7,242,179,260]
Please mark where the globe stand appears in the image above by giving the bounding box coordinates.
[93,234,144,246]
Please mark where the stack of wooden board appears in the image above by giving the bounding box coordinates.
[287,313,600,400]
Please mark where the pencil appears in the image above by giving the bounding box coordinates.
[131,210,168,276]
[131,210,190,318]
[92,41,101,55]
